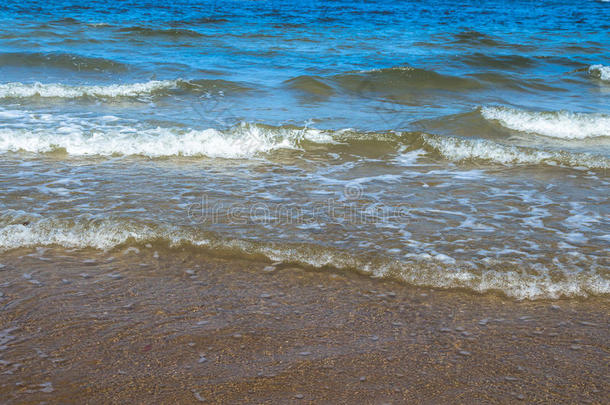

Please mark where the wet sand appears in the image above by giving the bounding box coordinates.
[0,246,608,404]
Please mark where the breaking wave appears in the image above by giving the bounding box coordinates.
[0,214,607,300]
[423,133,610,169]
[0,79,250,99]
[0,111,607,168]
[0,122,333,158]
[481,106,610,139]
[588,64,610,81]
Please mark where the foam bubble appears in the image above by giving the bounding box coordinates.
[481,106,610,139]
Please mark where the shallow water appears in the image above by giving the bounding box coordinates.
[0,0,609,299]
[0,246,607,403]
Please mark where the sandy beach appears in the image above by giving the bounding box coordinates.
[0,246,607,404]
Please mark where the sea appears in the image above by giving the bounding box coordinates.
[0,0,608,299]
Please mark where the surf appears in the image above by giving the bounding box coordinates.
[0,79,250,99]
[480,106,610,139]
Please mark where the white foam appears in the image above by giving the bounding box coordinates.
[360,66,415,73]
[423,134,609,169]
[197,239,610,300]
[0,216,607,300]
[588,64,610,81]
[0,215,212,251]
[481,106,610,139]
[0,110,24,118]
[394,149,426,166]
[0,123,332,158]
[0,80,182,98]
[0,219,154,250]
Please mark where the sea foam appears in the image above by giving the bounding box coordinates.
[423,134,609,169]
[0,80,181,98]
[481,106,610,139]
[0,123,332,158]
[0,215,607,300]
[0,78,247,99]
[588,64,610,81]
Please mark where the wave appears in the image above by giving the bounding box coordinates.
[0,112,606,168]
[284,75,335,97]
[470,72,566,93]
[282,66,487,100]
[116,26,205,38]
[330,66,482,102]
[0,214,607,300]
[337,66,483,90]
[588,64,610,81]
[422,133,610,169]
[481,106,610,139]
[460,53,537,69]
[0,52,128,72]
[0,123,333,158]
[0,79,250,99]
[450,30,535,51]
[173,17,230,25]
[451,30,502,47]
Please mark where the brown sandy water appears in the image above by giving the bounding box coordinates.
[0,246,607,404]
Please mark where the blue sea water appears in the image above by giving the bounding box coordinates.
[0,0,608,299]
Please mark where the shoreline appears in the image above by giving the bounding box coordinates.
[0,247,608,403]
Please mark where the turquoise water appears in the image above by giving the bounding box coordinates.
[0,0,608,299]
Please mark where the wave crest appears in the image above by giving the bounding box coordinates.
[0,52,128,72]
[0,215,607,300]
[588,64,610,81]
[0,123,333,158]
[423,133,610,169]
[481,106,610,139]
[0,79,249,99]
[284,75,335,96]
[336,66,482,92]
[0,113,606,168]
[116,26,205,38]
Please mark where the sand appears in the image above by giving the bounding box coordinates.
[0,246,608,404]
